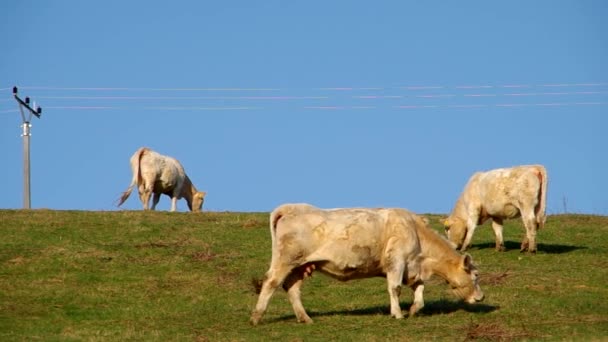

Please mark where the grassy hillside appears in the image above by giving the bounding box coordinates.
[1,210,607,341]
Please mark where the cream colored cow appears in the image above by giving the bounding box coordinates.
[117,147,206,212]
[443,165,548,253]
[250,203,483,325]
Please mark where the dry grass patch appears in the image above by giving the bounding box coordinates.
[191,248,217,262]
[482,270,511,286]
[465,322,535,341]
[241,217,265,229]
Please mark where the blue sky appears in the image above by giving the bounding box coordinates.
[1,1,607,214]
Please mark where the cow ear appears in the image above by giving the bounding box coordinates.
[462,254,473,272]
[441,217,451,227]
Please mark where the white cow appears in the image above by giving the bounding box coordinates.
[117,147,206,212]
[250,203,484,325]
[443,165,548,253]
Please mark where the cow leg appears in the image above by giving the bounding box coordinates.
[409,281,425,317]
[283,267,313,324]
[170,196,178,212]
[139,185,152,210]
[384,239,408,319]
[521,211,538,253]
[386,266,405,319]
[151,193,161,210]
[491,218,506,251]
[250,264,294,326]
[461,217,478,251]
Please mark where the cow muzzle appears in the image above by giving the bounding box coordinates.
[467,291,485,304]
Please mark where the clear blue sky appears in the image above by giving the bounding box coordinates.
[1,1,607,214]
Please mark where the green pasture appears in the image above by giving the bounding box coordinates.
[1,210,606,341]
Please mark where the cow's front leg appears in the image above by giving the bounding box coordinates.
[491,219,506,251]
[461,218,478,251]
[170,196,178,212]
[386,272,404,319]
[409,281,425,317]
[385,238,408,319]
[386,265,406,318]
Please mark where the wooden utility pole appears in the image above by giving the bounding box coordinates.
[12,86,42,209]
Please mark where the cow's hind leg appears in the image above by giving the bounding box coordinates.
[283,264,313,324]
[250,263,295,326]
[491,218,506,251]
[138,185,152,210]
[521,210,538,253]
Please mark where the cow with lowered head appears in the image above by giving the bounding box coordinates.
[117,147,206,212]
[443,165,548,253]
[250,203,484,325]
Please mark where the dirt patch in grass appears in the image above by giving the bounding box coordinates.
[191,249,217,262]
[465,322,535,341]
[6,256,27,265]
[134,238,191,249]
[241,218,265,229]
[482,270,510,286]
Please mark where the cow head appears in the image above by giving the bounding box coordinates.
[442,217,467,249]
[191,191,206,212]
[450,254,484,304]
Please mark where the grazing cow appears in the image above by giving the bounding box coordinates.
[250,204,483,325]
[117,147,206,212]
[443,165,547,253]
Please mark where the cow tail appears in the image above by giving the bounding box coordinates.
[117,147,147,207]
[536,165,548,229]
[269,207,284,250]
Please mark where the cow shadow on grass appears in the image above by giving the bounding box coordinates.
[267,300,497,323]
[471,241,586,254]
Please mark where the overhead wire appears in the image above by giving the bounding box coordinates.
[1,82,607,113]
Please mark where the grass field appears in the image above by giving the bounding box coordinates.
[1,209,607,341]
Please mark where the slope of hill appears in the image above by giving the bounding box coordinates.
[1,210,607,341]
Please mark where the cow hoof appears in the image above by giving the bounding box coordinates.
[496,245,506,252]
[520,248,537,254]
[297,316,313,324]
[250,312,263,326]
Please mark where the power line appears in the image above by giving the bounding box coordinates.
[5,82,605,93]
[14,86,282,92]
[4,91,606,103]
[34,96,330,100]
[4,102,605,112]
[42,105,262,111]
[2,81,607,113]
